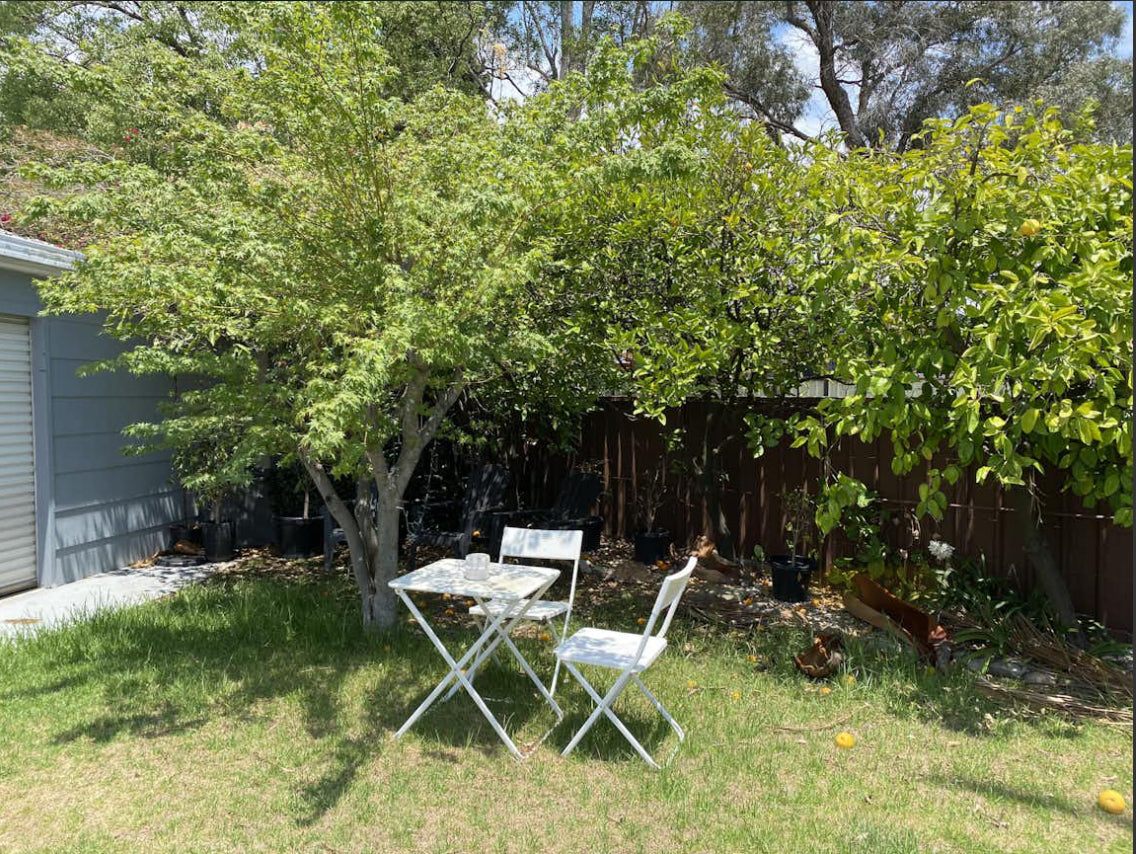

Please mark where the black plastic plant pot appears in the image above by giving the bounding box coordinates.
[273,515,324,558]
[169,522,203,549]
[769,555,816,602]
[579,516,603,553]
[549,517,603,553]
[634,530,672,565]
[201,521,236,562]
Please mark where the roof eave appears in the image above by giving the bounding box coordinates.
[0,231,83,276]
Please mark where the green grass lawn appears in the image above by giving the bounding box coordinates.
[0,556,1131,854]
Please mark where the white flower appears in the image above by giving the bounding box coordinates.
[928,540,955,562]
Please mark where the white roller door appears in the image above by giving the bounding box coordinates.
[0,316,36,594]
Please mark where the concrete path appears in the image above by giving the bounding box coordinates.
[0,564,216,640]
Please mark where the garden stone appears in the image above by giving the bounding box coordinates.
[861,632,904,655]
[1022,670,1058,687]
[966,655,1027,680]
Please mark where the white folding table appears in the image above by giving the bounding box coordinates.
[389,558,563,759]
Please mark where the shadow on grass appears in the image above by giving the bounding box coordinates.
[927,772,1134,830]
[1,560,588,826]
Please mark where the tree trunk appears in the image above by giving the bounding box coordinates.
[698,405,736,560]
[302,366,466,630]
[804,1,867,149]
[558,0,574,79]
[1009,486,1085,645]
[366,493,402,629]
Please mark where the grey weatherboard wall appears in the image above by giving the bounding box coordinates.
[0,239,182,589]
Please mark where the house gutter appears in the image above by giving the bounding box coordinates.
[0,230,82,276]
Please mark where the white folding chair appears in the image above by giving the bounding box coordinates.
[456,526,583,698]
[556,556,696,769]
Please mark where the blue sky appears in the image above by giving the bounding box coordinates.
[788,0,1133,136]
[1119,1,1133,58]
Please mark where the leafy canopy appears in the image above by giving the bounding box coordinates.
[786,105,1133,530]
[21,4,727,501]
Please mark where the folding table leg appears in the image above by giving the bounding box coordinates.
[443,584,564,718]
[393,591,525,758]
[394,585,561,760]
[447,601,510,699]
[489,614,564,719]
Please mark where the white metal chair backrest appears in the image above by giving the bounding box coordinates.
[498,525,583,609]
[632,556,697,666]
[499,526,584,564]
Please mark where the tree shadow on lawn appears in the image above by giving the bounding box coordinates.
[292,656,581,825]
[926,771,1134,829]
[4,564,578,826]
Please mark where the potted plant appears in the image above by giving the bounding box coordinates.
[633,467,671,565]
[199,488,236,562]
[266,459,324,558]
[169,489,203,551]
[770,485,817,602]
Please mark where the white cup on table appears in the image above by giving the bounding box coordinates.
[464,552,490,580]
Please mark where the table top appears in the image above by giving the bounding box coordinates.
[389,559,559,601]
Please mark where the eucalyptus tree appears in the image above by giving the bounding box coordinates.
[775,1,1133,149]
[490,2,1133,147]
[20,3,723,629]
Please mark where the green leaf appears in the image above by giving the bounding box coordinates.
[1021,408,1039,434]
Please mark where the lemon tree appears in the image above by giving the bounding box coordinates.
[792,105,1132,630]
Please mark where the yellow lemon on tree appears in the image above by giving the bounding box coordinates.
[1098,790,1126,814]
[1019,218,1041,237]
[835,732,856,749]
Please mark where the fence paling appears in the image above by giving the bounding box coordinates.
[508,401,1132,635]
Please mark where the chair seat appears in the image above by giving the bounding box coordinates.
[469,598,568,623]
[555,627,667,672]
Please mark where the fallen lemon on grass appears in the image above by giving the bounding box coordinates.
[1098,790,1126,814]
[835,732,856,749]
[820,686,832,695]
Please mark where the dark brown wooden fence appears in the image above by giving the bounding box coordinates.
[506,400,1132,635]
